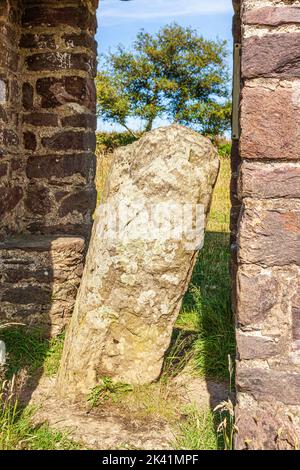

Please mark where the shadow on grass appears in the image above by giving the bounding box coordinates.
[0,326,64,400]
[0,326,68,450]
[162,231,236,449]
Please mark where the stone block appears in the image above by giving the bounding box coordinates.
[240,83,300,160]
[0,235,86,335]
[242,33,300,79]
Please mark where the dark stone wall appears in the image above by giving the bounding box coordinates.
[0,0,99,240]
[0,0,99,333]
[0,1,23,239]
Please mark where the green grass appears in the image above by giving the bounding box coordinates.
[88,377,133,408]
[175,405,222,450]
[174,156,235,381]
[0,327,64,378]
[0,398,79,450]
[0,327,75,451]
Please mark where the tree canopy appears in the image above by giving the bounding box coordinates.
[96,23,231,137]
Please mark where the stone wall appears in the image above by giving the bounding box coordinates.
[0,0,23,239]
[234,0,300,450]
[21,0,97,237]
[0,0,97,239]
[0,0,98,333]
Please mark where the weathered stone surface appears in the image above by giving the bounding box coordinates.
[237,267,279,327]
[26,153,95,182]
[0,162,7,177]
[0,236,86,335]
[23,112,58,127]
[22,6,96,31]
[0,128,19,148]
[236,366,300,405]
[58,188,97,217]
[236,330,282,360]
[62,32,97,52]
[42,131,96,152]
[36,76,96,110]
[24,184,52,215]
[61,113,97,129]
[0,185,23,217]
[240,83,300,160]
[26,53,96,76]
[235,400,300,450]
[292,289,300,343]
[239,162,300,199]
[244,7,300,26]
[20,33,56,50]
[239,202,300,267]
[242,34,300,79]
[57,125,219,398]
[22,82,34,110]
[23,131,37,150]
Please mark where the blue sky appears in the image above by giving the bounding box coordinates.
[96,0,234,132]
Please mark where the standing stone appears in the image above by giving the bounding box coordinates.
[57,125,219,399]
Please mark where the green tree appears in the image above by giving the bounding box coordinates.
[97,23,231,137]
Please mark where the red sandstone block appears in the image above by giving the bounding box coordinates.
[242,33,300,79]
[26,153,95,180]
[237,268,279,327]
[244,6,300,26]
[62,32,97,53]
[23,112,58,127]
[20,33,56,50]
[26,53,97,76]
[236,366,300,405]
[23,131,37,151]
[22,83,34,110]
[61,113,97,130]
[240,84,300,160]
[58,188,97,217]
[22,6,96,31]
[239,205,300,267]
[235,402,298,450]
[36,76,96,111]
[24,183,51,216]
[239,162,300,199]
[236,330,283,360]
[0,185,23,217]
[42,131,96,152]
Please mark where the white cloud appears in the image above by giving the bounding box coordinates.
[99,0,232,25]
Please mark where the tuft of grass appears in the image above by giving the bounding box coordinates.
[214,399,237,451]
[88,377,133,408]
[175,405,221,450]
[43,334,65,377]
